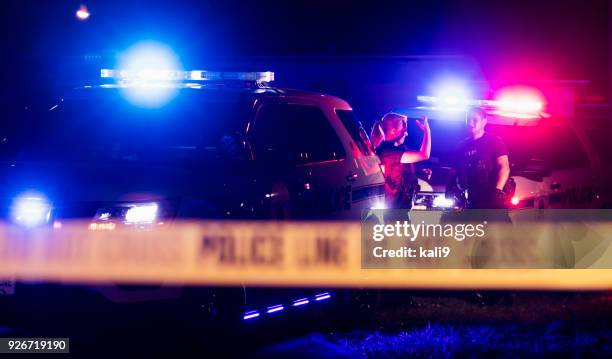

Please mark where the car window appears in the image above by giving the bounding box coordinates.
[0,90,250,165]
[336,109,375,157]
[254,104,345,164]
[488,125,590,171]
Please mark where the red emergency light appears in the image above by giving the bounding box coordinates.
[490,86,546,119]
[510,196,520,206]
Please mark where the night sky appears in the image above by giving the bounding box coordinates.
[1,0,610,99]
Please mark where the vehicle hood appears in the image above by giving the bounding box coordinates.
[0,160,235,209]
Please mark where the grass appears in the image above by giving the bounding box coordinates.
[326,322,611,358]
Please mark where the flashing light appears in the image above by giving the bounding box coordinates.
[76,5,90,20]
[315,292,331,301]
[104,40,274,108]
[491,86,546,119]
[10,194,52,227]
[267,305,284,314]
[418,80,474,112]
[243,311,260,320]
[432,195,455,208]
[114,41,182,108]
[243,292,332,321]
[124,203,158,224]
[510,196,520,206]
[118,42,181,73]
[417,81,546,120]
[293,298,310,307]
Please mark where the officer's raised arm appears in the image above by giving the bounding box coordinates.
[400,117,431,164]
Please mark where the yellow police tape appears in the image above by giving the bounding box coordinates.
[0,221,611,290]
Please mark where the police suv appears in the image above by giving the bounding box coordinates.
[0,69,384,326]
[488,118,611,210]
[412,115,612,211]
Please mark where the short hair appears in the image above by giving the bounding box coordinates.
[466,107,488,122]
[380,112,407,135]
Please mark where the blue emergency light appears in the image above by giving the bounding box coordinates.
[417,95,494,110]
[417,84,547,120]
[10,193,52,227]
[243,292,332,321]
[100,69,275,83]
[99,68,274,108]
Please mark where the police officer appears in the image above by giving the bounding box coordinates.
[373,113,431,209]
[458,107,510,209]
[456,108,514,305]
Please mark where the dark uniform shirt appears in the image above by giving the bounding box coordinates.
[458,132,508,207]
[376,141,419,208]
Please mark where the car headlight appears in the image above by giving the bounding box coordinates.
[370,199,387,210]
[413,193,456,210]
[432,195,455,208]
[124,203,159,224]
[94,201,166,225]
[10,195,52,227]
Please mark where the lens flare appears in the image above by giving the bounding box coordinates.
[11,194,52,227]
[115,41,182,108]
[493,86,545,119]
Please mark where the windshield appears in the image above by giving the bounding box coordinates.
[1,89,252,164]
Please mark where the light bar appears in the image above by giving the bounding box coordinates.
[100,69,274,83]
[417,96,547,119]
[418,84,548,119]
[190,70,274,82]
[417,96,495,108]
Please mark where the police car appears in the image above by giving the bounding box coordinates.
[0,69,385,327]
[487,118,612,210]
[410,112,612,211]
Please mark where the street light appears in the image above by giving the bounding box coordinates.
[76,5,90,21]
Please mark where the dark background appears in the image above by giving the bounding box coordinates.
[1,0,610,144]
[2,0,609,76]
[0,3,611,356]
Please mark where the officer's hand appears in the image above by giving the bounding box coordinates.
[420,168,432,180]
[493,188,507,207]
[415,116,429,132]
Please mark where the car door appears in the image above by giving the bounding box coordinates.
[492,124,597,209]
[334,108,386,213]
[539,126,597,209]
[250,102,360,219]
